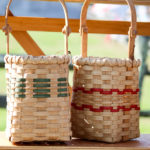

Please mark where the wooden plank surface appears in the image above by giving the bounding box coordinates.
[33,0,150,5]
[1,16,150,35]
[8,11,45,56]
[11,31,45,56]
[0,132,150,150]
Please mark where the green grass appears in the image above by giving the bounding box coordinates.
[0,68,6,95]
[0,31,25,55]
[0,108,6,131]
[140,76,150,110]
[0,31,150,134]
[0,31,127,57]
[140,117,150,134]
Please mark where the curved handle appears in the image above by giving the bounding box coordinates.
[3,0,71,55]
[80,0,137,60]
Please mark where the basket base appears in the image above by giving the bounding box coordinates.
[0,132,150,150]
[12,140,71,146]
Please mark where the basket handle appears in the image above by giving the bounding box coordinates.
[3,0,71,55]
[80,0,137,60]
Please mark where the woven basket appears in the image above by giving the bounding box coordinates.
[4,0,71,143]
[71,0,140,143]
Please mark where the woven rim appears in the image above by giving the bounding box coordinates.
[73,56,140,67]
[4,55,70,64]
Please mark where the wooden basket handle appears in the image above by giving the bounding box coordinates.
[3,0,71,55]
[80,0,137,60]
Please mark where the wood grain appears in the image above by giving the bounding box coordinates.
[11,31,45,56]
[0,132,150,150]
[4,11,45,56]
[32,0,150,5]
[0,16,150,35]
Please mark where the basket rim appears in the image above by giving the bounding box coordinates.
[4,55,70,65]
[73,56,140,67]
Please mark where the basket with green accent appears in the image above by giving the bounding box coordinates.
[4,0,71,143]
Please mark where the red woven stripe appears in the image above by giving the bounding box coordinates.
[73,87,139,95]
[71,103,140,112]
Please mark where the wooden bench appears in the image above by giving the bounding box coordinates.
[0,132,150,150]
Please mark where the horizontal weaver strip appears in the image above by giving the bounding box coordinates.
[73,87,139,95]
[16,78,26,82]
[15,94,26,98]
[33,94,50,98]
[72,103,140,112]
[33,78,51,82]
[33,84,50,87]
[33,89,50,93]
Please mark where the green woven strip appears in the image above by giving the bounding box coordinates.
[58,88,68,92]
[33,94,50,98]
[57,78,67,81]
[57,83,67,87]
[15,89,26,93]
[33,84,50,87]
[33,79,51,82]
[58,93,68,97]
[16,83,26,87]
[33,89,50,93]
[15,94,26,98]
[16,78,26,82]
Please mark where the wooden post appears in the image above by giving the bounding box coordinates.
[9,11,45,56]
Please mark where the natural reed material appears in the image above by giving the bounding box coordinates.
[3,0,72,143]
[5,55,71,143]
[71,0,140,143]
[72,57,140,143]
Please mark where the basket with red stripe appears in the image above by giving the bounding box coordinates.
[71,0,140,143]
